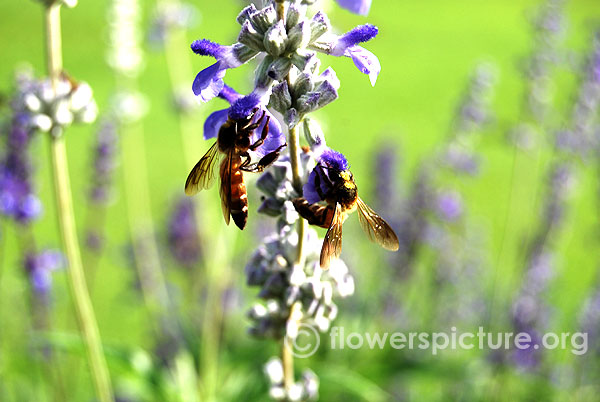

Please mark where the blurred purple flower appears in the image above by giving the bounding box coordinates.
[436,191,463,221]
[24,250,65,296]
[0,110,41,224]
[373,144,399,215]
[167,197,201,267]
[334,0,372,15]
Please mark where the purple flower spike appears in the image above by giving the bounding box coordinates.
[168,197,201,267]
[335,0,372,15]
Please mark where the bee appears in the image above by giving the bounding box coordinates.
[185,107,285,230]
[293,150,399,268]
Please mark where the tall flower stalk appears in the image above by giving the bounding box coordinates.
[187,0,381,399]
[40,1,113,401]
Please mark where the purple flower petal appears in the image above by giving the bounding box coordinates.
[320,148,349,171]
[345,46,381,86]
[192,62,226,101]
[191,39,228,58]
[203,109,229,140]
[304,170,321,204]
[335,0,372,15]
[229,93,263,120]
[218,84,243,104]
[331,24,378,56]
[252,111,284,158]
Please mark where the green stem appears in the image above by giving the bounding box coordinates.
[275,0,308,393]
[49,138,114,402]
[44,4,113,401]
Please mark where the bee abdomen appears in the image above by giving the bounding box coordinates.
[230,158,248,230]
[292,198,334,229]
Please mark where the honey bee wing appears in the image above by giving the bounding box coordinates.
[218,150,233,225]
[184,142,221,195]
[320,203,344,269]
[356,197,400,251]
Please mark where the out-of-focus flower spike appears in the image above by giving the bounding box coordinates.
[167,197,201,267]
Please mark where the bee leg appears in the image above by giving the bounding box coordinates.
[242,109,265,131]
[239,152,253,170]
[240,143,286,173]
[249,115,271,151]
[313,169,331,200]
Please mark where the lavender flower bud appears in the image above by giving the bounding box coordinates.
[264,21,288,57]
[269,81,292,114]
[267,57,293,81]
[308,12,330,44]
[286,21,311,53]
[238,20,266,52]
[286,3,303,30]
[249,4,276,34]
[236,4,257,25]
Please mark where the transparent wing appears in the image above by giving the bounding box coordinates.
[320,203,344,269]
[356,197,399,251]
[218,150,233,225]
[184,142,220,196]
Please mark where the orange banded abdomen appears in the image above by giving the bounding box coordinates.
[226,155,248,230]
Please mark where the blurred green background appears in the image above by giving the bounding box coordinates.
[1,0,600,400]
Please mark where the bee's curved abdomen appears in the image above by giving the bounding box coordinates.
[222,154,248,230]
[292,198,334,229]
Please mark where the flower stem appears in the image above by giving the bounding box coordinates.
[44,4,113,402]
[289,125,307,268]
[275,0,308,392]
[275,0,286,22]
